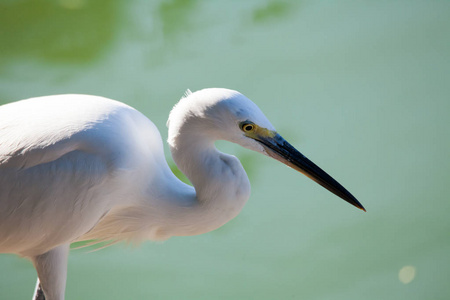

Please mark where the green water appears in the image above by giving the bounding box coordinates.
[1,1,449,299]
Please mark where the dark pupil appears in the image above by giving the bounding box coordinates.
[244,125,253,131]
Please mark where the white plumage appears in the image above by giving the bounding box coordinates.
[0,88,364,300]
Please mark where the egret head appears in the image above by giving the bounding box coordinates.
[168,88,365,211]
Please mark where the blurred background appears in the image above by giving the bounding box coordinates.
[1,0,449,299]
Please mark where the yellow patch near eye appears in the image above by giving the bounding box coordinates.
[242,123,276,139]
[240,121,276,139]
[255,126,276,138]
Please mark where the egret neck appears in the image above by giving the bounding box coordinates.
[168,128,251,236]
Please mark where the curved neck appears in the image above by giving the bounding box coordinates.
[171,131,250,205]
[167,129,251,234]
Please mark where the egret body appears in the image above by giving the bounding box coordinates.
[0,88,364,300]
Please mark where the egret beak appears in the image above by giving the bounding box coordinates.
[254,132,365,211]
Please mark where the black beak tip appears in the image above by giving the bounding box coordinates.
[357,204,367,212]
[347,196,366,212]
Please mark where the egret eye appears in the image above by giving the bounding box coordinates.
[240,121,255,133]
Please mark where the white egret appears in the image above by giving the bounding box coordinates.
[0,88,364,300]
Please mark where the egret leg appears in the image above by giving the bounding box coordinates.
[33,279,45,300]
[31,244,70,300]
